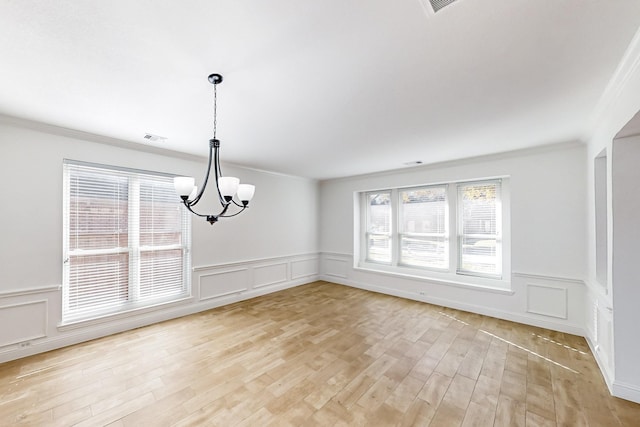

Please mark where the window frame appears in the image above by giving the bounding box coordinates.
[62,160,192,324]
[364,190,393,265]
[357,177,510,290]
[398,184,449,271]
[456,179,503,279]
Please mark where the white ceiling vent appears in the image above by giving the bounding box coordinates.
[143,133,167,143]
[403,160,423,166]
[428,0,458,13]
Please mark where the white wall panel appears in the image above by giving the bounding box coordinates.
[0,301,47,347]
[291,258,319,279]
[253,263,288,288]
[611,134,640,401]
[199,269,250,300]
[526,284,567,319]
[323,256,349,279]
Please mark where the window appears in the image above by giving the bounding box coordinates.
[457,181,501,277]
[63,160,191,323]
[360,178,508,287]
[399,186,448,269]
[365,192,392,263]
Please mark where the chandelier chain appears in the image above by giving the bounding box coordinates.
[213,82,217,139]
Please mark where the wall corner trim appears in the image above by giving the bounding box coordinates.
[584,26,640,142]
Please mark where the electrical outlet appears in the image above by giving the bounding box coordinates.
[19,341,31,348]
[418,291,426,296]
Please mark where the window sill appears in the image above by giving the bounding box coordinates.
[354,263,513,295]
[58,295,194,331]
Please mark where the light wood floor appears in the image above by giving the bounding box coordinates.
[1,281,639,426]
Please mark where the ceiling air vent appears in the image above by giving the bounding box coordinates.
[403,161,423,166]
[429,0,458,13]
[143,133,167,143]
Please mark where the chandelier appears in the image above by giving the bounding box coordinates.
[173,73,255,225]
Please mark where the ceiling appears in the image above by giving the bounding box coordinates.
[1,0,639,180]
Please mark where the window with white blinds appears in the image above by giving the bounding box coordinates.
[360,178,507,285]
[457,181,501,277]
[63,160,191,323]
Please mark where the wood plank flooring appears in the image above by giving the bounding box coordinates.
[1,281,638,426]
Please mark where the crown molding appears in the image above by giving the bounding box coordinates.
[583,27,640,143]
[0,113,315,182]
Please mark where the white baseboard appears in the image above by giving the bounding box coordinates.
[612,380,640,404]
[585,336,614,392]
[322,275,585,336]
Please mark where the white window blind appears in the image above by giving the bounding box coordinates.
[457,180,502,278]
[399,186,448,269]
[63,161,191,322]
[365,191,392,263]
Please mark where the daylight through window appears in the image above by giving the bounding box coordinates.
[361,179,506,285]
[63,160,191,323]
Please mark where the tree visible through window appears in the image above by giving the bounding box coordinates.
[362,179,504,282]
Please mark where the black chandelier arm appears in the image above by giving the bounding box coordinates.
[213,139,228,206]
[218,205,248,218]
[184,201,247,223]
[181,197,238,224]
[230,199,246,208]
[189,139,216,207]
[181,200,208,218]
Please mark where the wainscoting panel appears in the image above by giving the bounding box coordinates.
[253,263,288,288]
[194,253,320,303]
[323,256,349,279]
[200,269,250,301]
[291,258,319,280]
[0,300,48,347]
[526,284,568,319]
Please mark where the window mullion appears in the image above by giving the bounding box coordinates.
[448,183,458,273]
[495,184,503,276]
[360,192,368,264]
[391,188,399,267]
[129,176,140,303]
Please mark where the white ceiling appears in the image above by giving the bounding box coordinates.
[1,0,639,180]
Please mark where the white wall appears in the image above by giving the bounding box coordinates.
[611,134,640,399]
[583,28,640,403]
[0,116,320,362]
[319,142,587,334]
